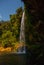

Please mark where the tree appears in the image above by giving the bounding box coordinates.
[10,7,23,41]
[0,7,23,48]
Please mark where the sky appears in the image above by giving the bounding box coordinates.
[0,0,24,21]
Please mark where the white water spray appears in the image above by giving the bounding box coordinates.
[20,11,25,43]
[17,11,26,53]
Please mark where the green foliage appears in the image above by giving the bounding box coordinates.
[0,7,23,48]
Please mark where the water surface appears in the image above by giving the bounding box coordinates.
[0,53,26,65]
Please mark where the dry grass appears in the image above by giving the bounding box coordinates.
[0,42,25,53]
[0,47,12,52]
[15,42,25,49]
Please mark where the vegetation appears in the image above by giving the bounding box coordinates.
[0,7,23,50]
[0,0,44,64]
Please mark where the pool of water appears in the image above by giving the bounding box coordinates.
[0,53,26,65]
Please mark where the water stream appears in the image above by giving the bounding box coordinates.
[17,11,26,53]
[20,11,25,43]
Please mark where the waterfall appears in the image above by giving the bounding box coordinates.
[17,11,26,53]
[20,11,25,43]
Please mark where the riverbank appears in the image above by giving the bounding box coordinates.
[0,43,25,54]
[0,47,13,52]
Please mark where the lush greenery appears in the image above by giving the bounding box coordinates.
[0,7,23,48]
[0,0,44,64]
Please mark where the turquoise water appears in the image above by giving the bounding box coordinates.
[0,53,26,65]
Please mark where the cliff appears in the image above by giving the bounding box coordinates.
[21,0,44,44]
[22,0,44,19]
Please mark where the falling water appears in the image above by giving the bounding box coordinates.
[20,11,25,43]
[17,11,26,53]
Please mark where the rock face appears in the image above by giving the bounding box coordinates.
[21,0,44,65]
[22,0,44,44]
[22,0,44,16]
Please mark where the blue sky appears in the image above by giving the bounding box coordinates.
[0,0,24,21]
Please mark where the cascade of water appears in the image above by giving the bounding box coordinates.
[17,11,26,53]
[20,11,25,43]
